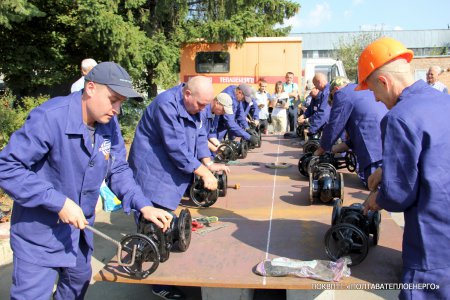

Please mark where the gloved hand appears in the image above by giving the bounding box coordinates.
[249,135,258,146]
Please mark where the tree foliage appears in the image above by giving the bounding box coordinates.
[0,0,300,97]
[335,31,383,82]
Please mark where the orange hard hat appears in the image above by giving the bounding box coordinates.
[355,37,414,90]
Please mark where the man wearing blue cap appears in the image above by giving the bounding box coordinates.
[0,62,172,300]
[313,76,387,187]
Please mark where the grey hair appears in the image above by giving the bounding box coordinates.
[81,58,97,72]
[429,65,442,74]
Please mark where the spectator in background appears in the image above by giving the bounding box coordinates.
[270,81,289,134]
[283,72,299,132]
[71,58,97,93]
[255,80,270,134]
[426,65,448,93]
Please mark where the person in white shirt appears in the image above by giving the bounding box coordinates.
[426,65,448,94]
[255,80,270,134]
[71,58,97,93]
[270,81,289,134]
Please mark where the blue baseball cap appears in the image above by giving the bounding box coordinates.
[85,62,142,100]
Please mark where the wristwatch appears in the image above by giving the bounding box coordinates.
[205,161,214,167]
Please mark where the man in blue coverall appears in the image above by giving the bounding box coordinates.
[313,76,388,187]
[0,62,172,300]
[298,72,331,137]
[202,92,233,155]
[128,76,230,300]
[360,37,450,299]
[215,84,259,145]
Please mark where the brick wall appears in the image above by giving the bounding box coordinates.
[410,56,450,93]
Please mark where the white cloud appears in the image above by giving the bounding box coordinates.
[352,0,364,5]
[286,3,332,32]
[359,24,403,31]
[344,10,352,17]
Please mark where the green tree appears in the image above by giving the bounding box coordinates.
[335,31,383,82]
[0,0,300,97]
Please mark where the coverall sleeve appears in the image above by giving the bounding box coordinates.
[108,117,152,213]
[251,100,260,120]
[0,108,66,213]
[320,94,353,151]
[309,93,331,134]
[235,102,249,129]
[303,99,315,118]
[154,102,202,173]
[197,122,211,160]
[376,116,420,212]
[223,114,251,140]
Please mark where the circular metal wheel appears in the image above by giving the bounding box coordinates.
[239,140,248,159]
[324,223,369,266]
[345,151,357,173]
[303,140,320,154]
[218,172,228,197]
[307,156,321,176]
[296,125,303,138]
[120,233,160,279]
[189,179,219,207]
[216,144,235,163]
[309,175,314,204]
[331,198,343,226]
[298,153,312,177]
[339,172,345,201]
[176,208,192,252]
[370,210,381,246]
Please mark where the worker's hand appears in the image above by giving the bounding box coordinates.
[368,167,382,191]
[140,206,173,232]
[313,147,325,156]
[202,171,218,191]
[253,119,259,126]
[298,115,306,124]
[58,198,88,229]
[363,190,382,215]
[208,163,231,175]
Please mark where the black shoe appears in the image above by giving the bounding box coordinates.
[152,285,185,300]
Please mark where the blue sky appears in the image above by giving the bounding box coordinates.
[286,0,450,33]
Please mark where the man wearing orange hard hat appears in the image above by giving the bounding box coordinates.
[360,37,450,299]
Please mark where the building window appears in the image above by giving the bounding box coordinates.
[195,52,230,73]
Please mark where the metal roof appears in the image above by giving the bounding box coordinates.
[290,29,450,50]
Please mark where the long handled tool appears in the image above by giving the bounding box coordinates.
[85,224,137,267]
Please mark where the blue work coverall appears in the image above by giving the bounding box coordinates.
[239,98,260,126]
[375,80,450,299]
[303,84,331,134]
[128,83,210,210]
[320,83,387,183]
[0,92,149,299]
[216,85,251,141]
